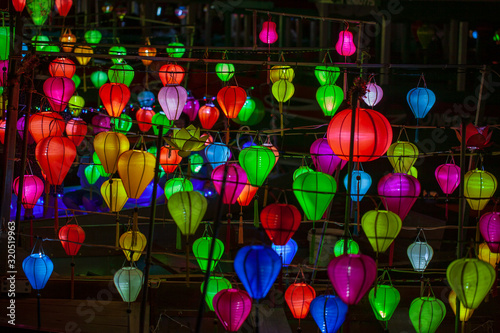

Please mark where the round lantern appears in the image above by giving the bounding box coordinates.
[310,295,348,333]
[164,177,193,200]
[479,212,500,253]
[409,297,446,333]
[84,165,100,185]
[159,146,182,174]
[285,283,316,320]
[84,29,102,45]
[316,85,344,117]
[477,242,500,268]
[108,64,135,87]
[368,285,400,321]
[272,239,298,266]
[333,238,360,257]
[119,230,147,262]
[66,118,87,147]
[90,71,108,88]
[198,103,220,129]
[387,141,419,173]
[448,290,474,322]
[49,58,75,78]
[183,96,200,122]
[168,191,207,235]
[101,178,128,212]
[234,245,281,300]
[446,258,495,309]
[192,236,224,272]
[28,111,65,143]
[205,142,231,168]
[215,63,235,82]
[239,145,275,187]
[159,64,185,86]
[99,83,131,118]
[189,154,204,174]
[114,266,143,302]
[310,138,347,175]
[59,29,76,52]
[293,166,313,181]
[293,171,337,221]
[237,181,258,206]
[138,46,156,66]
[68,95,85,117]
[212,164,247,205]
[362,82,383,107]
[335,30,356,56]
[201,277,232,312]
[435,163,460,195]
[260,203,301,246]
[314,66,340,86]
[327,254,377,305]
[35,137,76,185]
[13,175,44,209]
[136,108,155,132]
[108,46,127,64]
[94,131,130,174]
[272,79,295,103]
[407,87,436,119]
[137,90,155,108]
[59,224,85,256]
[151,112,173,135]
[213,289,252,332]
[158,85,188,121]
[22,252,54,290]
[31,35,49,51]
[464,169,497,211]
[408,241,434,272]
[74,46,93,66]
[238,97,257,122]
[259,20,278,44]
[378,173,421,221]
[166,42,185,58]
[361,210,402,253]
[270,66,295,83]
[111,113,132,134]
[326,108,393,162]
[217,86,247,119]
[344,170,372,202]
[43,77,75,112]
[117,150,155,199]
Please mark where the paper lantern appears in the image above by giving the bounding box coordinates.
[201,277,232,312]
[13,0,26,12]
[137,90,155,108]
[59,29,76,52]
[164,177,193,200]
[237,181,258,207]
[272,79,294,103]
[212,164,247,205]
[49,58,75,79]
[168,191,207,235]
[114,267,143,302]
[327,254,377,305]
[100,83,131,118]
[68,95,85,117]
[94,131,130,174]
[189,154,204,174]
[446,258,495,309]
[198,103,220,129]
[362,82,383,107]
[92,152,109,177]
[408,241,434,272]
[409,297,446,333]
[90,71,108,89]
[260,203,301,246]
[310,138,347,175]
[237,97,256,122]
[464,169,497,211]
[333,238,360,257]
[28,111,65,143]
[151,112,173,135]
[31,35,49,51]
[361,210,402,253]
[22,252,53,290]
[215,63,235,82]
[66,118,87,147]
[293,171,337,221]
[136,108,155,132]
[35,137,76,185]
[111,113,132,134]
[336,30,356,56]
[387,141,419,173]
[316,85,344,117]
[109,46,127,64]
[108,64,134,87]
[117,150,155,199]
[166,125,206,155]
[285,282,315,320]
[239,145,275,187]
[272,239,298,266]
[213,289,252,332]
[84,30,102,45]
[448,290,474,322]
[91,114,111,134]
[477,242,500,268]
[26,0,51,25]
[205,142,231,168]
[183,96,200,122]
[59,224,84,256]
[378,173,421,221]
[12,175,44,209]
[192,236,224,272]
[314,66,340,86]
[101,178,128,212]
[74,46,93,66]
[138,46,156,66]
[44,77,75,112]
[159,64,185,86]
[71,74,81,90]
[270,66,294,83]
[293,166,313,181]
[259,20,278,44]
[416,25,435,49]
[234,245,281,299]
[217,86,247,119]
[84,165,100,185]
[159,146,182,174]
[310,295,348,333]
[166,42,185,58]
[368,285,400,321]
[16,117,33,144]
[407,87,436,119]
[0,28,11,60]
[119,231,147,262]
[55,0,72,16]
[158,85,188,121]
[344,170,372,202]
[479,212,500,253]
[0,120,4,144]
[435,163,460,194]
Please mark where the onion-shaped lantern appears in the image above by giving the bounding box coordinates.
[168,191,207,235]
[362,82,383,107]
[407,86,436,119]
[119,230,147,262]
[217,86,247,119]
[136,108,155,132]
[237,181,258,207]
[293,166,313,181]
[28,111,65,144]
[43,77,75,112]
[464,169,497,211]
[158,85,188,121]
[84,165,100,185]
[293,171,337,221]
[138,45,156,66]
[94,131,130,175]
[192,236,224,272]
[310,138,346,175]
[343,170,372,202]
[91,71,108,89]
[378,173,421,221]
[212,164,247,205]
[215,63,235,82]
[272,239,298,266]
[285,282,316,320]
[387,141,419,173]
[159,146,182,174]
[108,46,127,64]
[22,251,53,290]
[409,297,446,333]
[361,210,402,253]
[239,145,275,187]
[164,177,193,200]
[435,163,461,194]
[316,85,343,117]
[117,150,156,199]
[198,103,220,130]
[213,289,252,332]
[310,295,348,333]
[368,284,400,321]
[166,42,185,58]
[114,266,143,302]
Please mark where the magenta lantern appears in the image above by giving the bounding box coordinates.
[378,173,421,221]
[335,30,356,57]
[435,163,460,194]
[91,114,111,134]
[158,85,188,121]
[13,175,44,209]
[182,96,200,122]
[259,20,278,44]
[17,116,34,144]
[327,254,377,305]
[43,77,75,112]
[310,138,347,175]
[212,164,247,205]
[213,289,252,332]
[479,212,500,253]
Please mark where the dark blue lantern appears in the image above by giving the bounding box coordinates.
[22,253,54,290]
[234,245,281,300]
[406,87,436,119]
[343,170,372,202]
[205,142,231,168]
[137,90,156,108]
[310,295,348,333]
[271,239,298,266]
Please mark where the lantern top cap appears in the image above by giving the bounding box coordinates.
[120,266,137,272]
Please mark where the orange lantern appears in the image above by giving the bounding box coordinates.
[117,150,156,199]
[159,64,185,86]
[93,131,130,175]
[136,108,155,132]
[159,146,182,174]
[198,103,220,130]
[99,83,130,118]
[49,58,76,79]
[35,137,77,185]
[66,118,87,147]
[59,29,76,52]
[28,111,65,143]
[138,46,156,66]
[217,86,247,119]
[285,283,316,320]
[237,181,258,206]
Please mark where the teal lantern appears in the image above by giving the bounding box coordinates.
[111,113,133,134]
[293,171,337,221]
[409,297,446,333]
[85,165,100,185]
[189,154,204,173]
[238,145,275,187]
[201,277,232,312]
[215,63,235,82]
[368,285,400,321]
[166,42,185,58]
[314,66,340,86]
[85,30,102,45]
[192,236,224,272]
[316,85,344,116]
[152,112,174,135]
[90,71,108,89]
[109,46,127,64]
[333,238,360,257]
[164,178,194,200]
[108,64,134,87]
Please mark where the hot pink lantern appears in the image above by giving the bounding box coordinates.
[212,164,247,205]
[310,138,347,175]
[13,175,44,209]
[158,85,188,121]
[91,114,111,134]
[17,116,34,144]
[378,173,421,221]
[182,96,200,122]
[43,77,75,112]
[213,289,252,332]
[66,118,87,147]
[435,163,460,194]
[327,254,377,305]
[479,212,500,253]
[259,20,278,44]
[335,30,356,57]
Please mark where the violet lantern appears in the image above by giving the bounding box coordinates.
[479,212,500,253]
[310,138,347,175]
[182,95,200,122]
[378,173,421,221]
[158,85,188,121]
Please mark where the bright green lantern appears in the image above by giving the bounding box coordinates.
[333,238,360,257]
[152,112,174,135]
[168,191,207,235]
[84,30,102,45]
[215,63,235,82]
[91,71,108,89]
[201,276,232,311]
[316,85,343,116]
[238,97,256,122]
[111,113,133,134]
[32,35,50,52]
[26,0,51,26]
[368,285,400,321]
[293,171,337,221]
[446,258,495,309]
[108,64,135,87]
[361,210,402,254]
[166,42,185,58]
[109,46,127,64]
[409,297,446,333]
[272,79,295,103]
[44,45,60,52]
[293,166,313,181]
[85,165,101,185]
[233,97,265,126]
[92,152,110,177]
[239,146,275,187]
[0,27,11,60]
[464,169,497,211]
[192,237,224,272]
[68,95,85,117]
[189,154,204,174]
[164,178,194,200]
[314,66,340,86]
[72,74,81,90]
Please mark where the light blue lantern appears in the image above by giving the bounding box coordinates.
[138,90,155,108]
[22,252,54,290]
[205,142,231,168]
[343,170,372,202]
[271,239,298,266]
[310,295,348,333]
[407,87,436,119]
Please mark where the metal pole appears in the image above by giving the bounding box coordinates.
[344,91,358,255]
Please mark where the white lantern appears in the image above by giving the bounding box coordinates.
[362,82,383,107]
[114,266,144,302]
[408,240,434,272]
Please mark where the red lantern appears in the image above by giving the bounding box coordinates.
[13,0,26,12]
[28,111,65,143]
[198,103,220,129]
[0,119,6,144]
[13,175,44,209]
[159,64,185,86]
[260,203,301,245]
[55,0,73,17]
[159,146,182,174]
[285,283,316,319]
[326,108,393,162]
[99,83,130,118]
[43,77,75,112]
[136,108,155,132]
[217,86,247,119]
[35,136,77,185]
[59,224,85,256]
[49,58,76,79]
[66,118,87,147]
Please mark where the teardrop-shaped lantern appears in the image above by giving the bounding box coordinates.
[201,277,232,312]
[164,177,193,200]
[435,163,460,194]
[260,203,301,246]
[387,141,419,173]
[272,239,298,266]
[59,224,85,256]
[408,241,434,272]
[310,138,347,175]
[108,64,135,87]
[101,178,128,212]
[314,66,340,86]
[272,79,295,103]
[94,131,130,175]
[49,58,75,78]
[448,290,474,322]
[361,210,402,253]
[159,64,185,86]
[316,85,343,117]
[136,108,155,132]
[55,0,73,17]
[362,82,384,107]
[84,165,100,185]
[464,169,497,211]
[151,112,173,135]
[285,282,316,320]
[114,266,143,302]
[66,118,87,147]
[310,295,348,333]
[378,173,421,221]
[368,285,400,321]
[43,77,75,112]
[344,170,372,202]
[259,20,278,44]
[215,63,235,82]
[91,71,108,89]
[479,212,500,253]
[238,97,257,122]
[477,242,500,268]
[239,145,275,187]
[198,103,220,129]
[159,146,182,174]
[213,289,252,332]
[117,150,156,199]
[217,86,247,119]
[26,0,51,25]
[13,0,26,12]
[407,87,436,119]
[335,30,356,56]
[189,154,204,174]
[68,95,85,117]
[205,142,231,168]
[28,111,65,143]
[212,164,247,205]
[293,171,337,221]
[192,236,224,272]
[237,181,258,206]
[333,238,360,257]
[100,83,131,118]
[22,252,53,290]
[409,297,446,333]
[168,191,207,235]
[158,85,188,121]
[13,175,44,209]
[35,137,76,185]
[119,230,147,262]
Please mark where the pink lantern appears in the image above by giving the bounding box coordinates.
[335,30,356,57]
[310,138,347,175]
[378,173,421,221]
[362,82,383,107]
[182,96,200,122]
[212,164,247,205]
[479,212,500,253]
[13,175,44,209]
[66,118,87,147]
[0,60,8,87]
[43,77,75,112]
[435,163,460,194]
[327,254,377,305]
[158,85,188,121]
[259,20,278,44]
[213,289,252,332]
[91,114,111,135]
[17,116,34,144]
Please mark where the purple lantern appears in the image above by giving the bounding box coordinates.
[43,77,75,112]
[182,96,200,122]
[213,289,252,332]
[212,163,247,205]
[378,173,421,221]
[479,212,500,253]
[310,138,346,175]
[435,163,460,194]
[0,60,8,87]
[158,85,188,121]
[327,254,377,305]
[91,114,111,135]
[17,116,34,144]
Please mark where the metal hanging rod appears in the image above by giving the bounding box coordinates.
[246,9,377,25]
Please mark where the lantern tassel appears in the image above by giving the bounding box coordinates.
[279,102,284,137]
[253,199,259,228]
[176,227,182,250]
[238,209,244,244]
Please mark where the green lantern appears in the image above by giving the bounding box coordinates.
[293,171,337,221]
[369,285,400,321]
[111,113,133,134]
[92,152,110,177]
[168,191,207,235]
[26,0,52,26]
[361,210,402,254]
[314,66,340,86]
[409,297,446,333]
[45,45,60,52]
[446,258,495,309]
[464,169,497,211]
[192,237,224,272]
[152,112,174,135]
[239,146,275,187]
[0,27,11,60]
[233,97,265,126]
[166,42,185,58]
[32,35,50,52]
[333,238,360,257]
[189,154,204,174]
[316,85,343,116]
[164,178,194,200]
[387,141,419,174]
[108,64,134,87]
[85,30,102,45]
[91,71,108,89]
[109,46,127,64]
[201,276,232,311]
[85,165,101,185]
[238,97,256,122]
[72,74,81,90]
[293,166,313,181]
[215,63,235,82]
[68,96,85,117]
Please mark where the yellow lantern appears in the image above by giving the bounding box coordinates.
[94,131,130,175]
[387,141,419,173]
[270,65,295,83]
[448,290,474,322]
[361,210,402,253]
[117,150,156,199]
[100,178,128,212]
[119,231,147,262]
[478,242,500,268]
[464,169,497,211]
[74,45,93,66]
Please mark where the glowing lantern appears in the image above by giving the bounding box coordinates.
[285,282,315,320]
[316,85,343,117]
[84,30,102,45]
[159,146,182,174]
[293,171,337,221]
[189,154,204,174]
[166,125,206,156]
[28,111,65,143]
[446,258,495,309]
[237,182,258,207]
[368,285,400,321]
[49,58,75,79]
[293,166,313,181]
[448,290,474,322]
[164,177,193,200]
[43,77,75,112]
[84,165,100,185]
[93,152,109,177]
[201,277,232,312]
[109,46,127,64]
[65,118,87,147]
[166,42,185,58]
[378,173,421,221]
[192,236,224,272]
[55,0,72,16]
[168,191,207,235]
[333,238,360,257]
[22,252,53,290]
[108,64,134,87]
[363,82,383,107]
[260,203,301,246]
[259,20,278,44]
[327,254,377,305]
[151,112,173,135]
[68,95,85,117]
[35,137,76,185]
[183,96,200,121]
[213,289,252,332]
[91,114,111,134]
[435,163,460,194]
[26,0,51,25]
[464,169,497,211]
[59,29,76,52]
[205,142,231,168]
[12,175,44,209]
[198,103,220,129]
[158,85,188,121]
[0,28,10,59]
[409,297,446,333]
[239,145,275,187]
[262,142,279,166]
[238,97,256,122]
[217,86,247,119]
[159,64,185,85]
[361,210,402,253]
[314,66,340,86]
[215,63,235,82]
[17,117,34,144]
[71,75,81,90]
[407,87,436,119]
[310,138,347,175]
[119,230,147,262]
[272,79,295,103]
[101,178,128,212]
[136,108,155,132]
[479,212,500,253]
[455,123,493,150]
[234,245,281,299]
[59,224,84,256]
[31,35,49,51]
[137,91,155,108]
[114,266,143,302]
[13,0,26,12]
[74,46,93,66]
[117,150,155,199]
[212,164,247,205]
[0,120,4,144]
[94,131,130,174]
[138,45,156,66]
[90,71,108,89]
[270,66,294,83]
[387,141,419,173]
[272,239,298,266]
[111,113,132,133]
[478,242,500,268]
[344,170,372,202]
[310,295,348,333]
[336,30,356,56]
[99,83,131,118]
[416,25,435,49]
[408,240,434,272]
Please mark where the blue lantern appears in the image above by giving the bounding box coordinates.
[272,239,298,266]
[234,245,281,300]
[205,142,231,168]
[343,170,372,202]
[407,87,436,119]
[22,253,54,290]
[242,141,257,149]
[310,295,348,333]
[138,90,155,108]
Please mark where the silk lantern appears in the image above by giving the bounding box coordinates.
[84,165,100,185]
[158,85,188,121]
[159,146,182,174]
[137,91,155,108]
[387,141,419,173]
[212,164,247,205]
[327,254,377,305]
[205,142,231,168]
[93,152,109,177]
[336,30,356,56]
[138,45,156,66]
[362,82,383,107]
[293,171,337,221]
[201,277,232,312]
[189,154,204,174]
[68,95,85,117]
[164,177,193,200]
[314,66,340,86]
[327,108,393,162]
[111,113,132,134]
[74,46,93,66]
[192,236,224,272]
[168,191,207,235]
[91,71,108,88]
[464,169,497,211]
[26,0,51,25]
[151,112,173,135]
[55,0,72,17]
[108,64,134,87]
[109,46,127,64]
[260,203,301,246]
[234,245,281,300]
[407,86,436,119]
[59,224,84,256]
[310,138,346,175]
[159,64,185,85]
[269,66,295,83]
[478,242,500,268]
[239,145,275,187]
[136,108,155,132]
[22,252,53,290]
[368,285,400,321]
[114,266,143,302]
[217,86,247,119]
[183,96,200,122]
[166,42,185,58]
[213,289,252,332]
[198,103,220,129]
[293,166,313,181]
[31,35,49,51]
[259,20,278,44]
[100,83,131,118]
[66,118,87,147]
[316,85,344,117]
[101,178,128,212]
[44,77,75,112]
[378,173,421,221]
[479,212,500,253]
[435,163,460,194]
[49,58,75,78]
[361,210,402,253]
[117,150,155,199]
[448,290,474,322]
[119,230,147,262]
[310,295,348,333]
[408,240,434,272]
[344,170,372,202]
[238,97,257,122]
[215,63,235,82]
[35,137,76,185]
[94,131,130,174]
[13,175,44,209]
[71,74,81,90]
[84,30,102,45]
[272,239,298,266]
[28,111,65,143]
[237,181,258,207]
[60,29,76,52]
[409,297,446,333]
[285,283,316,320]
[92,114,111,133]
[333,238,360,257]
